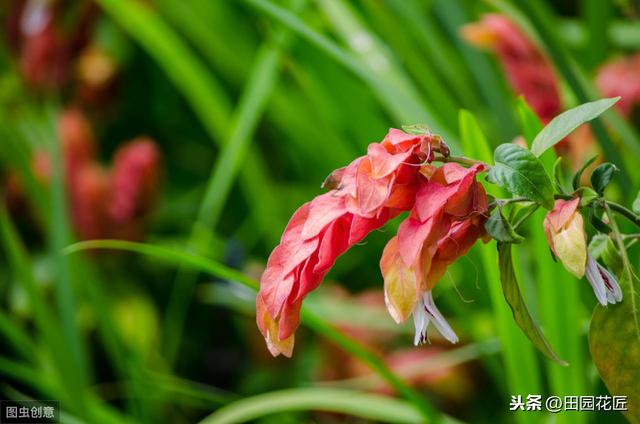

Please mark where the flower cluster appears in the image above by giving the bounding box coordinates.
[461,14,598,168]
[6,0,96,91]
[256,129,489,356]
[461,14,560,123]
[596,54,640,119]
[4,109,162,241]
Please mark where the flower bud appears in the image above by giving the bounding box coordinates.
[544,198,587,278]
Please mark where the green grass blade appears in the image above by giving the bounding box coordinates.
[46,107,91,408]
[459,110,541,424]
[198,388,427,424]
[94,0,231,139]
[163,16,294,363]
[65,239,442,422]
[65,240,259,289]
[97,0,286,245]
[0,206,82,409]
[244,0,455,143]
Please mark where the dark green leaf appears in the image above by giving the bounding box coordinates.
[497,243,567,366]
[486,144,554,209]
[590,162,618,194]
[589,277,640,423]
[485,208,524,244]
[401,124,431,135]
[531,97,619,156]
[572,155,599,190]
[515,96,543,145]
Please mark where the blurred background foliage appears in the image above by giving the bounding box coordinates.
[0,0,639,423]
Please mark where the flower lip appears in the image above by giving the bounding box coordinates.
[412,291,459,346]
[585,254,623,306]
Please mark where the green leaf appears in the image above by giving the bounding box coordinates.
[515,96,543,145]
[530,97,619,157]
[486,144,555,209]
[588,234,608,259]
[198,388,425,424]
[590,162,619,194]
[65,240,259,290]
[497,243,567,366]
[401,123,431,135]
[633,191,640,215]
[589,279,640,423]
[485,208,524,244]
[572,155,598,190]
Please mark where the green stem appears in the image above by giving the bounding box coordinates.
[602,202,640,337]
[606,201,640,228]
[433,154,489,168]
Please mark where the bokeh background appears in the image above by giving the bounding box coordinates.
[1,0,639,423]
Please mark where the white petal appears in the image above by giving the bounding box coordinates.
[423,291,459,344]
[597,263,623,304]
[412,300,428,346]
[585,254,608,306]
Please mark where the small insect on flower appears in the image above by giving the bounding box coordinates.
[257,128,489,357]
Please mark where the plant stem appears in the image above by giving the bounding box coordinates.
[602,202,640,338]
[606,200,640,228]
[433,154,489,168]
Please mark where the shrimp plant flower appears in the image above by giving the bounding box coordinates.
[256,128,489,357]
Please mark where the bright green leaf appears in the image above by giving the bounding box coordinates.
[531,97,619,157]
[497,243,567,366]
[486,144,555,209]
[590,162,619,194]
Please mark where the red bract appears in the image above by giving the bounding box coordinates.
[257,130,488,357]
[461,14,560,123]
[110,137,162,224]
[381,164,488,345]
[4,108,162,242]
[596,54,640,118]
[462,14,596,167]
[257,129,442,357]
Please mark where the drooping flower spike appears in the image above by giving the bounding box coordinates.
[543,198,622,306]
[461,14,560,123]
[257,128,489,356]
